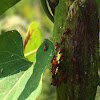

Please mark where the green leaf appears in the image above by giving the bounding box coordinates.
[0,30,32,99]
[18,39,54,100]
[0,30,54,100]
[24,22,42,62]
[0,0,21,16]
[0,30,32,78]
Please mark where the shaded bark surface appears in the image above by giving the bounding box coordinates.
[53,0,99,100]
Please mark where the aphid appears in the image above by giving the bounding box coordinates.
[52,55,57,64]
[59,69,64,75]
[52,75,56,86]
[52,65,56,75]
[61,37,65,44]
[76,73,80,80]
[44,43,47,51]
[58,74,67,82]
[72,57,77,62]
[56,63,59,67]
[53,55,56,59]
[63,74,67,80]
[59,47,64,54]
[51,55,55,63]
[58,75,63,82]
[59,54,64,61]
[64,28,70,34]
[53,59,56,64]
[55,42,59,50]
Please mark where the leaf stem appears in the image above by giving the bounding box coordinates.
[24,48,38,57]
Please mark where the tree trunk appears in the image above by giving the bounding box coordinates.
[53,0,99,100]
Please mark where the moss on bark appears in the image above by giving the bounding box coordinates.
[53,0,99,100]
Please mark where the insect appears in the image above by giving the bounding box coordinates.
[52,75,56,86]
[63,74,67,80]
[59,69,64,75]
[76,73,80,80]
[72,57,77,62]
[58,74,67,82]
[52,58,56,64]
[55,42,59,50]
[64,28,70,34]
[44,43,47,51]
[52,55,57,64]
[59,54,64,61]
[58,69,67,82]
[53,55,56,59]
[58,75,63,82]
[61,37,65,44]
[59,47,64,54]
[51,65,57,75]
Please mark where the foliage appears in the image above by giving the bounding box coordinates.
[0,30,54,100]
[24,22,42,62]
[0,0,100,100]
[0,0,21,16]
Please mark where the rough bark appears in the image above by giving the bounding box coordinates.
[53,0,99,100]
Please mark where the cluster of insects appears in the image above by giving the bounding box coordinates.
[51,28,70,86]
[44,27,79,86]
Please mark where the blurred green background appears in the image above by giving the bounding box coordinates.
[0,0,100,100]
[0,0,53,40]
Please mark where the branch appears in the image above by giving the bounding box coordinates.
[24,48,38,57]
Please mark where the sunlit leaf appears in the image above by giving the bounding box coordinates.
[24,22,42,62]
